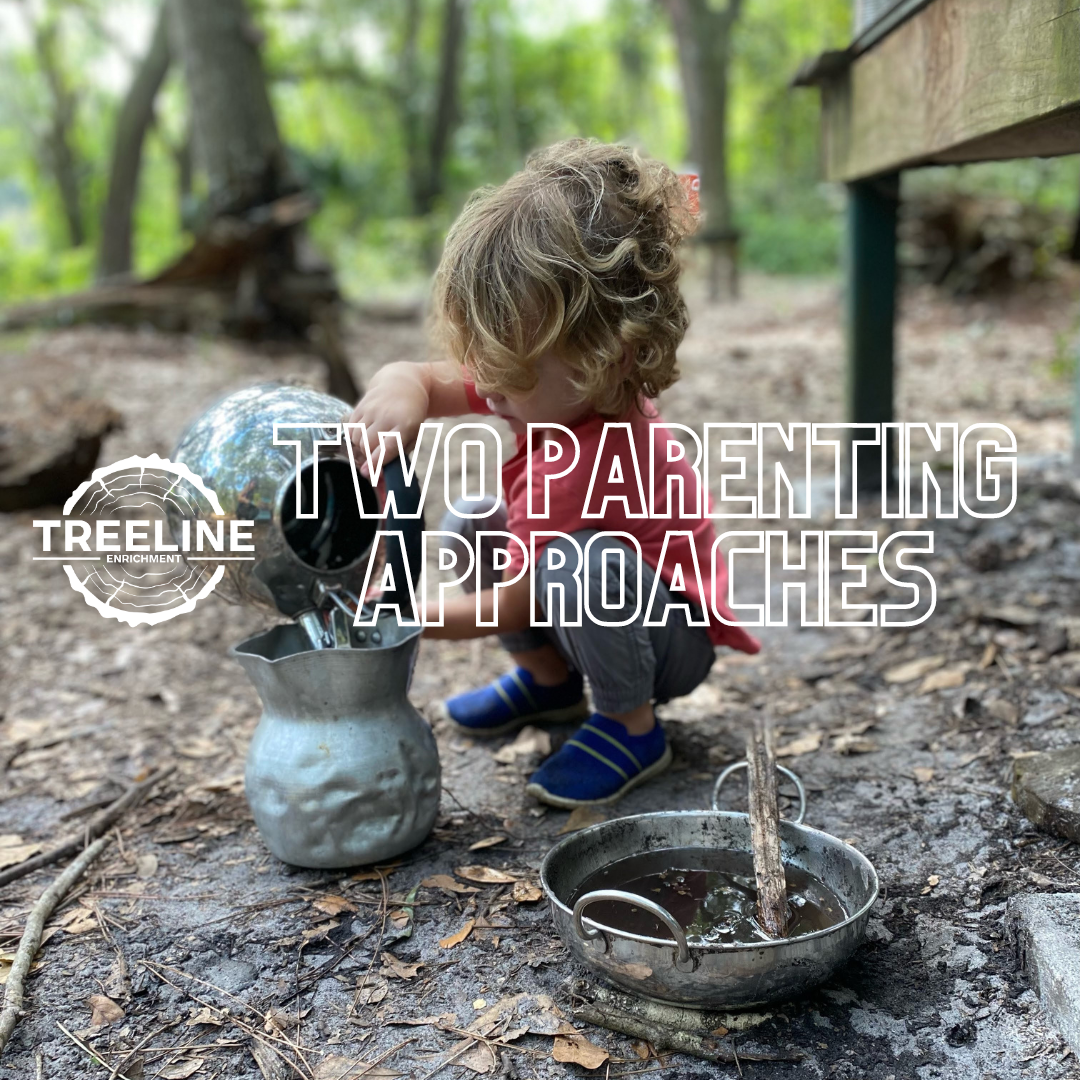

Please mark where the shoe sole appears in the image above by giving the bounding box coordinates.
[431,698,590,739]
[524,743,674,809]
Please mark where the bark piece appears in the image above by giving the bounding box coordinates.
[1012,746,1080,842]
[747,714,789,938]
[0,397,122,512]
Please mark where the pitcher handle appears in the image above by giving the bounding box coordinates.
[572,889,691,966]
[712,761,807,824]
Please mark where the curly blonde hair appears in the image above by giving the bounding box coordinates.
[432,138,696,418]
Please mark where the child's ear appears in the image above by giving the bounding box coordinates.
[618,342,635,378]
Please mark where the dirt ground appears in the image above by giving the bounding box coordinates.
[1,271,1080,1080]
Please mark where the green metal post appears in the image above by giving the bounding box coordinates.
[846,173,899,510]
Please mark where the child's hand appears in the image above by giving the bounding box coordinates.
[347,362,430,472]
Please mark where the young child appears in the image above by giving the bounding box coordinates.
[349,138,759,808]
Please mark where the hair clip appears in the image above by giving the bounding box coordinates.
[677,173,700,215]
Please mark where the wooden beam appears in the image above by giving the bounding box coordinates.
[817,0,1080,182]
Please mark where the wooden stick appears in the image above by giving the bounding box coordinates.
[747,714,789,938]
[572,1002,802,1064]
[0,767,173,890]
[0,836,113,1053]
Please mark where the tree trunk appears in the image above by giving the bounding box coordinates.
[420,0,467,213]
[30,13,85,248]
[404,0,467,218]
[170,0,295,217]
[662,0,741,301]
[400,0,425,215]
[98,1,173,281]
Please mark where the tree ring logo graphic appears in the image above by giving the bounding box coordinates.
[35,454,251,626]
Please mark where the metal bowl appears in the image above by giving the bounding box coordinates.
[540,771,878,1009]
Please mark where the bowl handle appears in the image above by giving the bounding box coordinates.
[572,889,691,966]
[712,762,807,824]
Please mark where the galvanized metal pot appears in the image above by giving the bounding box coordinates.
[541,773,878,1009]
[232,620,440,869]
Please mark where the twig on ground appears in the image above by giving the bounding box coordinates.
[572,1002,801,1065]
[55,1020,137,1079]
[0,767,174,889]
[0,836,113,1054]
[140,961,316,1078]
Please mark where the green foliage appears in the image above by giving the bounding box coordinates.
[0,0,1076,301]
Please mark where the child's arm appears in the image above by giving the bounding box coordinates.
[348,359,470,461]
[423,573,531,639]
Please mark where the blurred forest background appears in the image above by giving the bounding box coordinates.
[0,0,1078,309]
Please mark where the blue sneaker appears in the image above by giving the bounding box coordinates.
[442,668,589,738]
[525,714,672,807]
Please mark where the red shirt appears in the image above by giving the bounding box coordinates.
[463,381,760,654]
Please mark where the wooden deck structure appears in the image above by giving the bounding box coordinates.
[796,0,1080,476]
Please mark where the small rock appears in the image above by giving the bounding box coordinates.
[963,537,1003,572]
[1012,746,1080,841]
[944,1019,977,1046]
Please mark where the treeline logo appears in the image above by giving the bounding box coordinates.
[32,455,253,625]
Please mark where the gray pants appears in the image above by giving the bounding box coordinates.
[439,498,716,714]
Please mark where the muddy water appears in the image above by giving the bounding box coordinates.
[570,847,846,944]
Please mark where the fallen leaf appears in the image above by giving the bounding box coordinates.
[919,667,967,693]
[135,853,158,879]
[557,806,607,834]
[57,907,97,935]
[2,719,49,743]
[491,726,552,764]
[312,894,358,917]
[354,975,388,1005]
[883,655,945,684]
[455,866,519,884]
[979,642,998,669]
[313,1055,403,1079]
[710,1026,729,1037]
[0,836,41,870]
[927,875,940,887]
[301,919,339,941]
[439,919,475,949]
[186,1006,223,1027]
[88,994,125,1027]
[831,734,877,755]
[468,836,507,852]
[381,952,422,980]
[421,874,479,895]
[263,1006,309,1034]
[174,738,223,759]
[511,880,543,903]
[630,1039,652,1059]
[350,862,400,882]
[913,767,935,784]
[473,998,487,1010]
[552,1033,609,1069]
[0,956,41,985]
[456,1041,497,1074]
[775,729,822,758]
[158,1060,203,1080]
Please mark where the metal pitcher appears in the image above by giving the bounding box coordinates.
[231,618,439,869]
